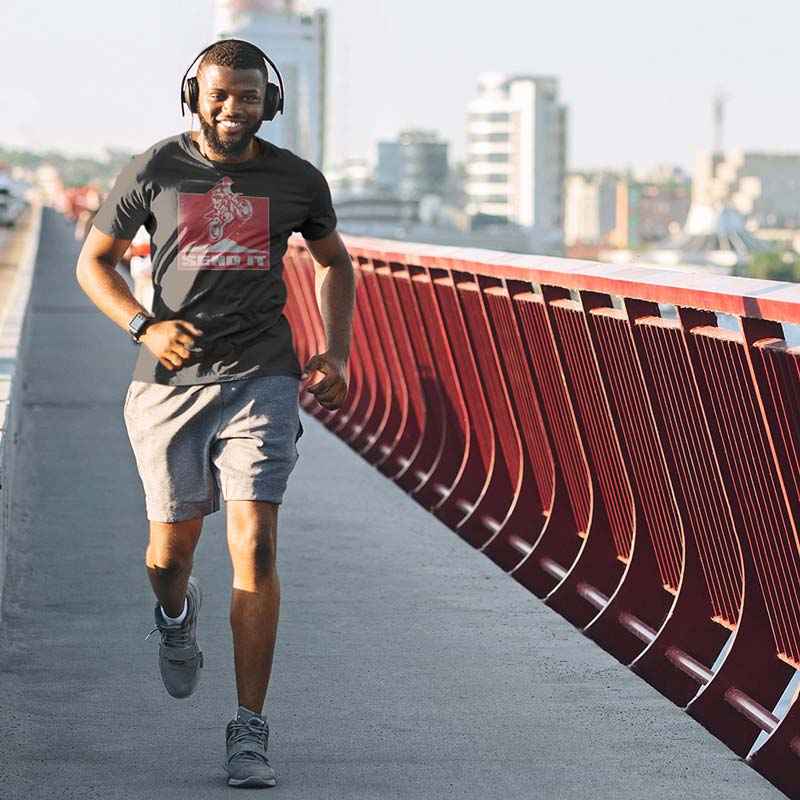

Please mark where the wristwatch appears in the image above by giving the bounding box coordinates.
[128,312,154,342]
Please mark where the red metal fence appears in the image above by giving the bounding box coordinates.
[284,234,800,798]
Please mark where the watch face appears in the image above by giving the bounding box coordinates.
[130,313,149,335]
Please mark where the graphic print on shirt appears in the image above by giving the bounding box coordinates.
[178,177,270,270]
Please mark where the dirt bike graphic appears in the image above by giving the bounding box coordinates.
[205,176,253,242]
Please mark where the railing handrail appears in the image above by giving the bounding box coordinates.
[308,233,800,325]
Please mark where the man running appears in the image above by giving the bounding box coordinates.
[76,38,354,788]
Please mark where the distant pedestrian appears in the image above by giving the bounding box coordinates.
[73,184,101,241]
[76,38,354,788]
[128,226,154,312]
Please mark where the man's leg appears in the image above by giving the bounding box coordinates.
[146,518,203,617]
[146,517,206,699]
[226,500,280,714]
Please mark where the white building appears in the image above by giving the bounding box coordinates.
[564,171,618,246]
[327,158,373,196]
[213,0,328,167]
[693,150,800,227]
[465,73,567,252]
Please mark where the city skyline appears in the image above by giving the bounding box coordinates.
[2,0,799,171]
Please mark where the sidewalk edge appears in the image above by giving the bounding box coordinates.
[0,203,44,621]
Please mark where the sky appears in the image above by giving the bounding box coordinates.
[2,0,799,172]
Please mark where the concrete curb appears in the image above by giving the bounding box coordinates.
[0,204,43,621]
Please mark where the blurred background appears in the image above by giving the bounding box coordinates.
[2,0,800,280]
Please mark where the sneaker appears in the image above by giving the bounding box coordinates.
[145,576,203,698]
[225,708,277,788]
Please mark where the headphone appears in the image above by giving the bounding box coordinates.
[180,39,285,121]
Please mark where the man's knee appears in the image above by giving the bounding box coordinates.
[146,549,192,576]
[228,520,278,578]
[146,520,201,573]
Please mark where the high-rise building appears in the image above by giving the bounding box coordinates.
[564,171,618,246]
[376,131,449,201]
[693,150,800,228]
[465,73,567,248]
[213,0,327,167]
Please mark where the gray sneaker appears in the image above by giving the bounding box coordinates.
[145,576,203,698]
[225,708,276,788]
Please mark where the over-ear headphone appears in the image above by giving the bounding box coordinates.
[180,39,285,122]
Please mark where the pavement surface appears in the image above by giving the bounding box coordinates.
[0,210,784,799]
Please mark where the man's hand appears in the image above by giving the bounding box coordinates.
[141,320,204,371]
[302,351,348,411]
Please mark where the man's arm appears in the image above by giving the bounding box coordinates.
[76,227,203,371]
[302,230,355,411]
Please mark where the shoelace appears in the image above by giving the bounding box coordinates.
[227,721,270,764]
[144,620,193,647]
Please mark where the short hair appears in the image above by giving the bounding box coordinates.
[197,40,268,83]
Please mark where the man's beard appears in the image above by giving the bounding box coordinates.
[198,112,261,157]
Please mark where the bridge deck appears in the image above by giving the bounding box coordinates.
[0,211,782,799]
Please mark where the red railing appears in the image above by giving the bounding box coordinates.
[283,234,800,798]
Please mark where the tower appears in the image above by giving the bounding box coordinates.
[213,0,328,167]
[713,92,729,157]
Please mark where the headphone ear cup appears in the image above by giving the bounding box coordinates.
[185,77,200,114]
[263,82,280,121]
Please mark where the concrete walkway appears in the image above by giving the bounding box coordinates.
[0,210,783,799]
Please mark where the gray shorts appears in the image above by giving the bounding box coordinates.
[123,375,303,522]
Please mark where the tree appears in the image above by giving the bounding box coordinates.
[747,251,799,283]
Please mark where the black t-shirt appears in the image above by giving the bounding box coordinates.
[93,133,337,385]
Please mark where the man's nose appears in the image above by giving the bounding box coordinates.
[223,96,244,115]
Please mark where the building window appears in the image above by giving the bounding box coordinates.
[471,112,510,123]
[487,153,510,163]
[470,132,510,144]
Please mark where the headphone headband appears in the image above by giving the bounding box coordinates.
[180,38,285,121]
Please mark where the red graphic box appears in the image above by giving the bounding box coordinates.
[178,178,270,270]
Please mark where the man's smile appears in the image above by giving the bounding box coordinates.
[217,119,248,134]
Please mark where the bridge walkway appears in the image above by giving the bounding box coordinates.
[0,211,781,798]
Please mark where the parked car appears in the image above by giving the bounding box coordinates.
[0,178,27,227]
